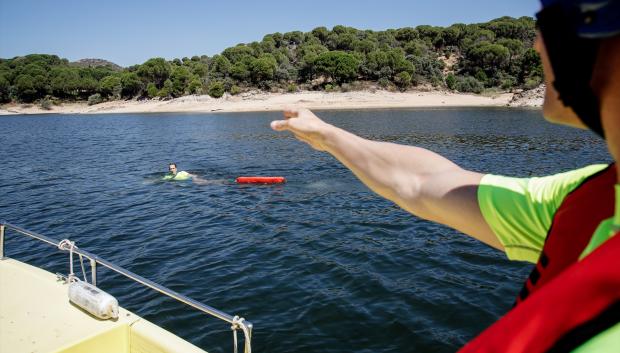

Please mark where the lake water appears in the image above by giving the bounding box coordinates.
[0,108,610,352]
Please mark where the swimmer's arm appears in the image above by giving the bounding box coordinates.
[189,174,210,185]
[271,108,501,250]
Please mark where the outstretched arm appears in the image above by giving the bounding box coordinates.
[271,108,502,250]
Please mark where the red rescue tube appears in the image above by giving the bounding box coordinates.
[236,176,286,184]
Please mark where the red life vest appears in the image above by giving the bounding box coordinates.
[516,164,616,304]
[459,164,619,353]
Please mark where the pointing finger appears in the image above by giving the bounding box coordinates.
[270,119,289,131]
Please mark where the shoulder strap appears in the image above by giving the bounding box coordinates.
[460,232,620,353]
[515,163,616,305]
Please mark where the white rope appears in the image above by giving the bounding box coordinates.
[78,253,87,282]
[58,239,75,281]
[58,239,89,283]
[231,315,252,353]
[58,239,84,283]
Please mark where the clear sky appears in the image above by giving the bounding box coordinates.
[0,0,540,67]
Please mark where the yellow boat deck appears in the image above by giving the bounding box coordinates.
[0,257,207,353]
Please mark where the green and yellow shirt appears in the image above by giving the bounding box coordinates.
[477,164,620,351]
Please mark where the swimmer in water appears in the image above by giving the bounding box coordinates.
[163,163,191,181]
[163,162,215,184]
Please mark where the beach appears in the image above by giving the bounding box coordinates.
[0,88,543,116]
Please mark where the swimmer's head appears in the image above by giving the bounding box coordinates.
[168,163,177,175]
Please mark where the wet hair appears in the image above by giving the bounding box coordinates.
[169,163,177,168]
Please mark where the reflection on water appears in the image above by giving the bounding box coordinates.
[0,108,609,353]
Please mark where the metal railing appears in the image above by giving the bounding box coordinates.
[0,221,253,353]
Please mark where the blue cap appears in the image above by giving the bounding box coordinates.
[541,0,620,38]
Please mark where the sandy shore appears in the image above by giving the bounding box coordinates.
[0,89,542,116]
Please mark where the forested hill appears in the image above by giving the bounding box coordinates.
[0,16,542,106]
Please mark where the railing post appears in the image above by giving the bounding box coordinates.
[90,258,97,286]
[0,223,5,259]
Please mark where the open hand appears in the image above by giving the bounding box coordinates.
[270,108,332,151]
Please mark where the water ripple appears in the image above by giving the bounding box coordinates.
[0,109,609,353]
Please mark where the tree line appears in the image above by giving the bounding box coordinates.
[0,16,542,106]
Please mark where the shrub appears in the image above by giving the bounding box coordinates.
[455,76,484,94]
[39,98,52,110]
[445,74,457,90]
[158,79,173,98]
[136,58,171,87]
[230,85,242,95]
[324,84,334,92]
[474,70,488,85]
[119,72,142,98]
[378,77,391,88]
[394,71,412,91]
[523,76,542,90]
[500,75,517,90]
[87,93,103,106]
[429,75,444,87]
[99,75,122,98]
[314,51,360,83]
[287,83,298,93]
[0,75,10,103]
[170,66,192,96]
[146,83,158,98]
[207,81,225,98]
[251,55,278,82]
[157,87,170,98]
[187,78,203,94]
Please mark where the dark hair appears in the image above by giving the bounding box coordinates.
[169,163,177,168]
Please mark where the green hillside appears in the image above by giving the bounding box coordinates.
[0,16,541,106]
